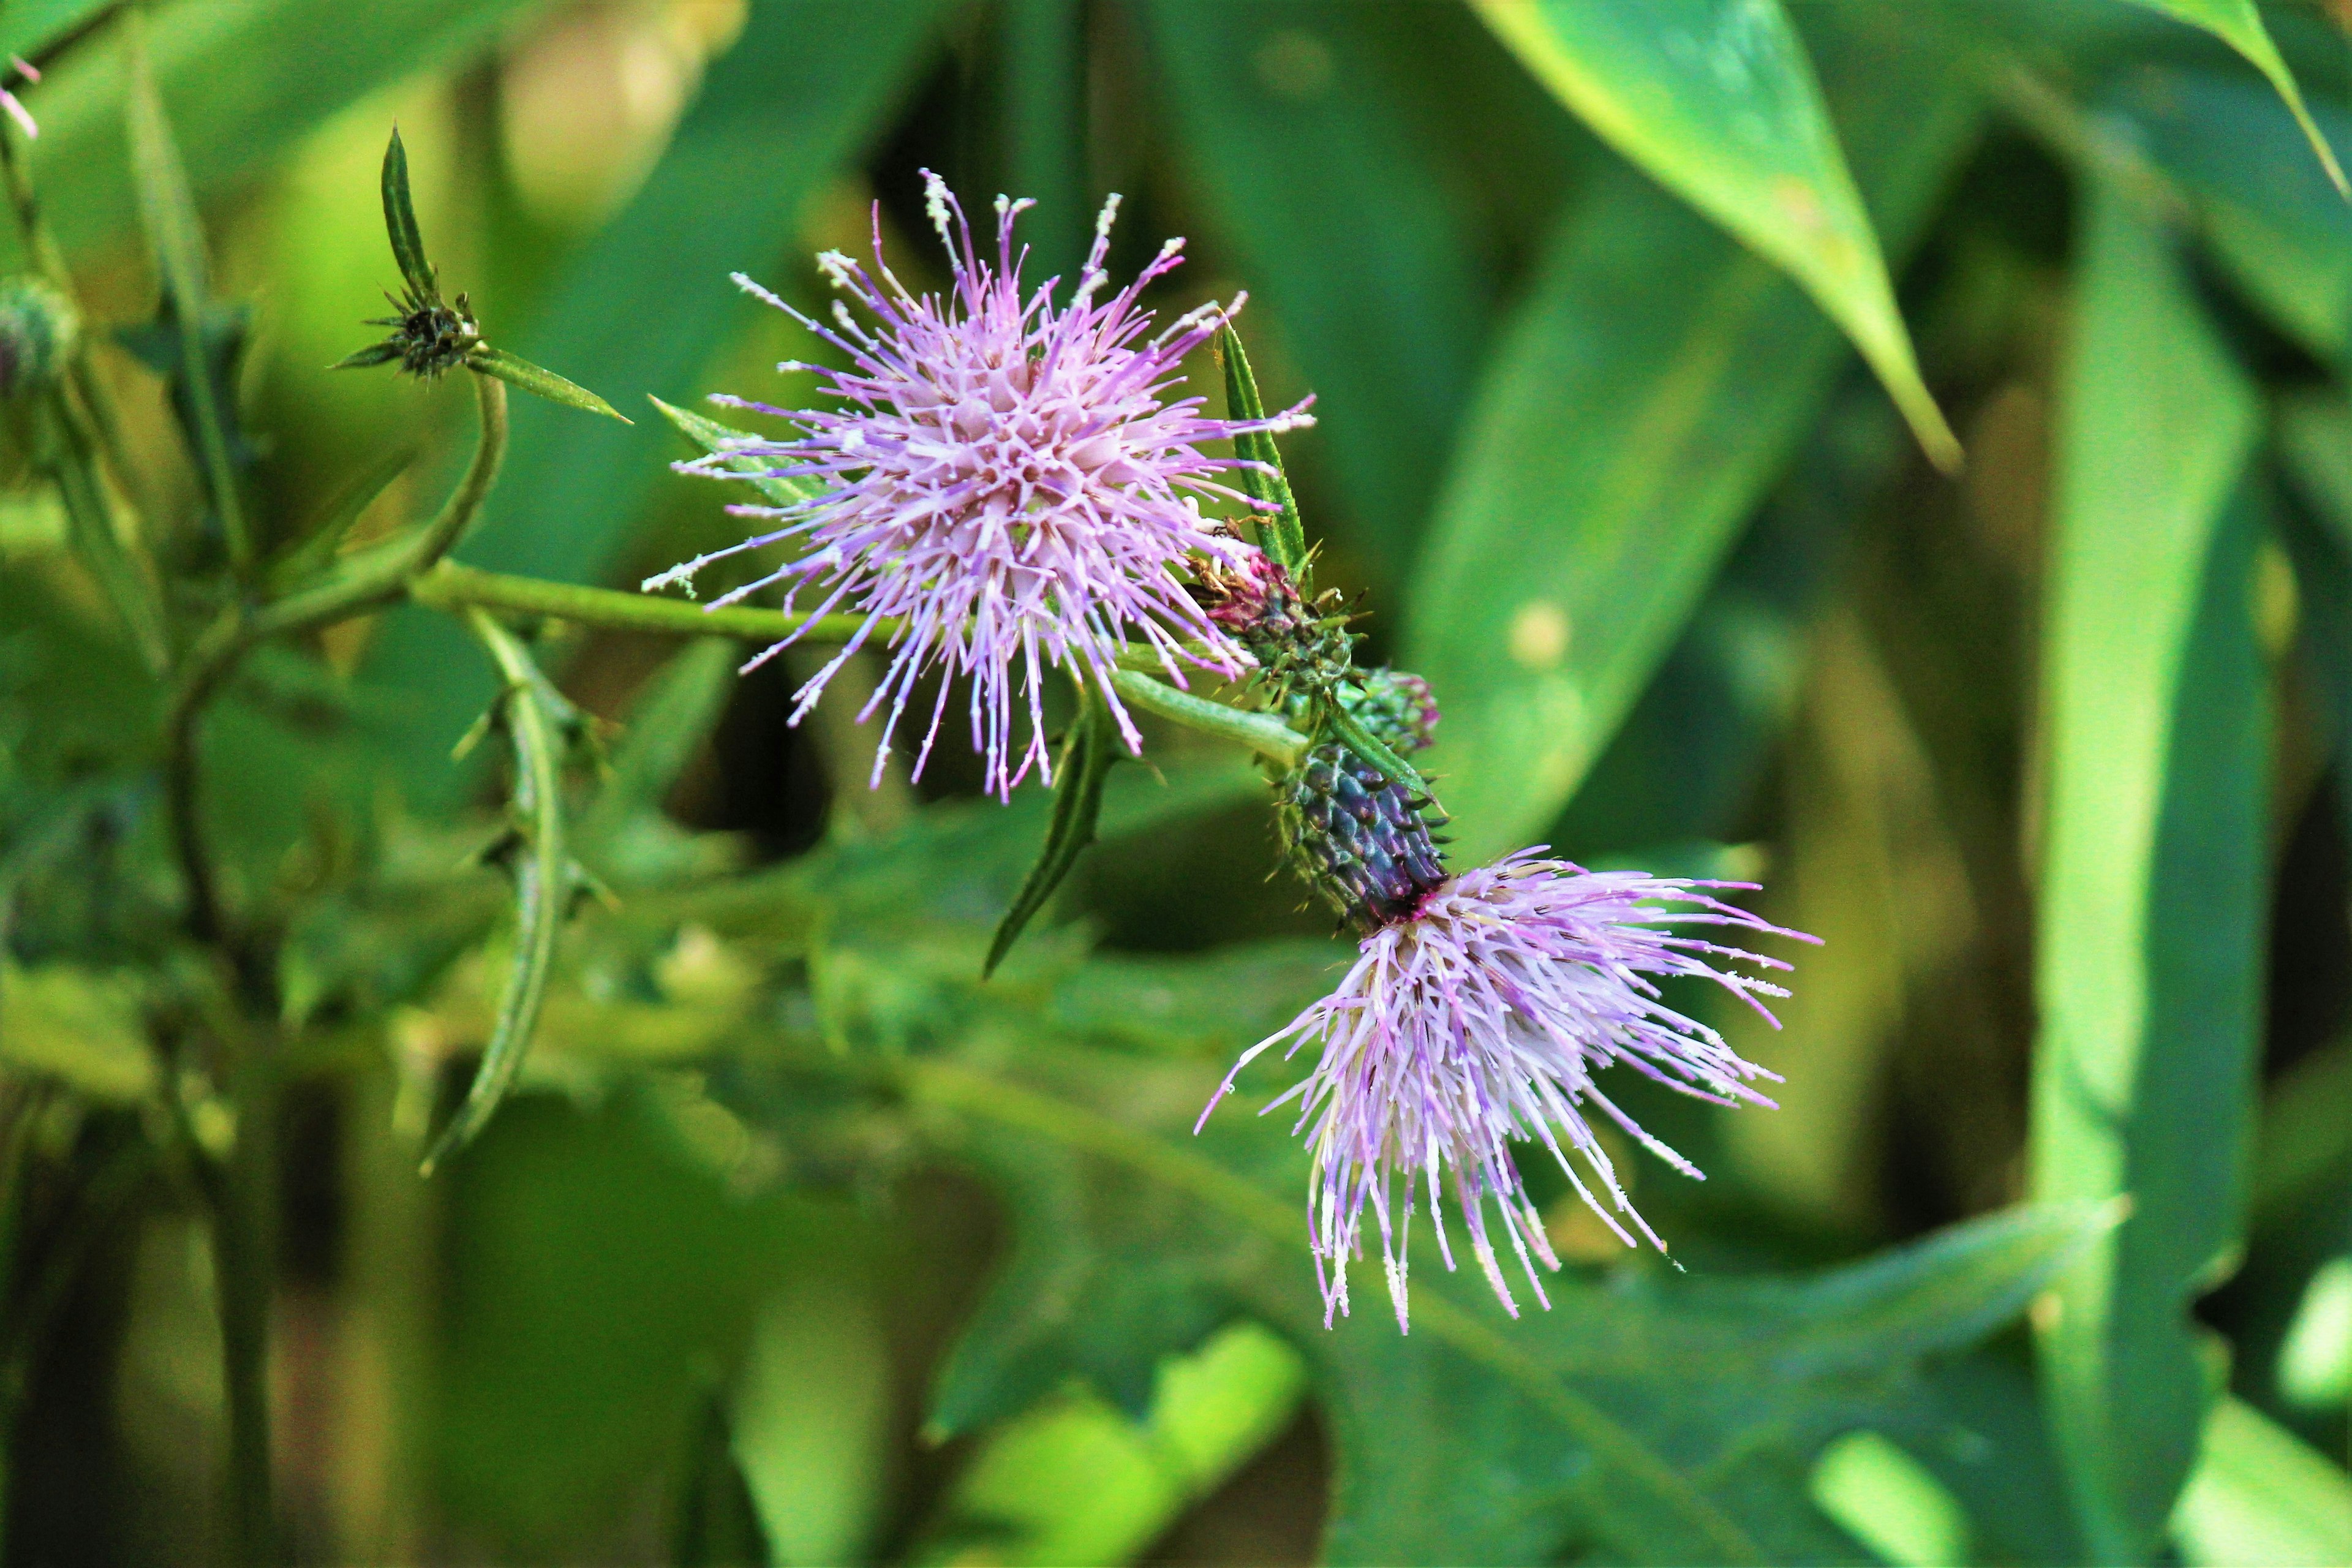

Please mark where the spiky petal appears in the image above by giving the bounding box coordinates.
[648,172,1313,799]
[1197,850,1816,1332]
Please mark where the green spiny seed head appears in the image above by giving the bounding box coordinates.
[1276,742,1448,930]
[1342,667,1439,756]
[0,277,77,399]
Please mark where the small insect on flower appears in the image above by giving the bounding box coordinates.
[1197,850,1817,1333]
[646,172,1313,800]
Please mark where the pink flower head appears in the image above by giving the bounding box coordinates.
[648,172,1313,799]
[4,57,40,141]
[1197,850,1817,1332]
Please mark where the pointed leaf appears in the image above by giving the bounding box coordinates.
[984,691,1122,979]
[424,609,578,1174]
[1406,11,1980,862]
[466,347,628,424]
[2120,68,2352,358]
[1214,325,1306,578]
[648,394,823,508]
[1472,0,1959,469]
[328,340,400,371]
[2030,178,2266,1562]
[379,125,432,296]
[2173,1398,2352,1566]
[2118,0,2347,197]
[123,8,249,570]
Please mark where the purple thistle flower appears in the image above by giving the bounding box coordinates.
[1197,849,1817,1333]
[647,172,1313,800]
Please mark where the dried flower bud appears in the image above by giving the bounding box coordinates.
[0,277,77,399]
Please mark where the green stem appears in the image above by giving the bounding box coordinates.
[166,372,508,945]
[216,1050,279,1567]
[1107,666,1307,769]
[410,562,1309,764]
[409,559,873,645]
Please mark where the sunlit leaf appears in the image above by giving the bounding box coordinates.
[466,347,627,424]
[2172,1398,2352,1566]
[1471,0,1959,469]
[2116,0,2347,197]
[0,961,155,1102]
[1406,10,1980,862]
[2030,178,2266,1564]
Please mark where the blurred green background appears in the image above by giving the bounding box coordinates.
[2,1,2350,1564]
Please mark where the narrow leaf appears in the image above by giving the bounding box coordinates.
[984,690,1120,979]
[2172,1398,2352,1566]
[1405,12,1980,862]
[123,7,249,570]
[2030,178,2266,1562]
[267,444,415,591]
[1327,704,1436,811]
[466,347,628,424]
[1148,3,1496,585]
[648,394,822,508]
[2119,0,2348,197]
[327,340,399,372]
[1472,0,1961,469]
[1215,325,1306,578]
[379,125,432,296]
[423,609,577,1174]
[576,636,739,852]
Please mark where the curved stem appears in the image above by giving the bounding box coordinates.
[167,372,509,946]
[1107,667,1307,769]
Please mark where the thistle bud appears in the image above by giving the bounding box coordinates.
[0,277,77,399]
[1343,668,1439,756]
[1192,548,1354,710]
[1276,743,1448,929]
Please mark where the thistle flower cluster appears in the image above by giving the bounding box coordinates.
[653,175,1814,1333]
[649,172,1311,799]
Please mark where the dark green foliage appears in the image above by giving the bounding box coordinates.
[2,2,2348,1565]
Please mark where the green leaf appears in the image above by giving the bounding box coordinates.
[2252,1039,2352,1221]
[2171,1397,2352,1566]
[0,1,113,64]
[378,125,432,298]
[9,0,549,268]
[1404,9,1980,862]
[2030,178,2267,1564]
[123,7,249,570]
[266,443,415,592]
[1141,2,1497,583]
[423,609,581,1174]
[2116,0,2348,198]
[647,394,822,508]
[1471,0,1959,469]
[913,1044,2112,1566]
[1212,325,1305,579]
[2119,67,2352,358]
[466,347,627,424]
[363,0,952,795]
[0,962,156,1102]
[985,690,1121,980]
